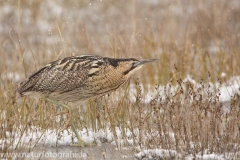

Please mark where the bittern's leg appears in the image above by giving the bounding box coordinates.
[46,98,72,128]
[70,123,93,147]
[45,98,93,147]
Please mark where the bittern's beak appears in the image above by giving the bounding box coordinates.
[133,59,159,68]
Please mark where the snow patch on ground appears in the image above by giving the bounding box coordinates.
[1,76,240,159]
[1,126,236,159]
[134,148,178,159]
[219,76,240,102]
[128,75,240,104]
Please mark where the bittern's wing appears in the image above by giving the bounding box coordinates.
[18,55,104,97]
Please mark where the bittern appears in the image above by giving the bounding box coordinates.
[18,55,158,147]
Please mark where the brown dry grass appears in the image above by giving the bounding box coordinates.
[0,0,240,159]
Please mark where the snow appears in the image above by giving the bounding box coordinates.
[0,126,139,149]
[2,75,240,159]
[127,75,240,104]
[1,126,236,159]
[219,76,240,102]
[1,72,21,82]
[185,154,225,160]
[221,72,227,77]
[135,149,227,159]
[134,148,178,159]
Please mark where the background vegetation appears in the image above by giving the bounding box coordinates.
[0,0,239,159]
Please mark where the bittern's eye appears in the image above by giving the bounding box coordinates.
[131,61,138,69]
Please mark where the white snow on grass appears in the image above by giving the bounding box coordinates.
[1,72,21,82]
[1,126,236,159]
[0,126,139,149]
[135,149,231,159]
[134,148,179,159]
[128,75,240,104]
[218,76,240,102]
[1,76,239,159]
[185,153,225,160]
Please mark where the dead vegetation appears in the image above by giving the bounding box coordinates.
[0,0,240,159]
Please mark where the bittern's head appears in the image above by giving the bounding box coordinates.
[109,58,158,78]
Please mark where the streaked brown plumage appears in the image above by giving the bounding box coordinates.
[18,55,158,146]
[18,55,158,104]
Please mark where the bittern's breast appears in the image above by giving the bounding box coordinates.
[83,66,127,96]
